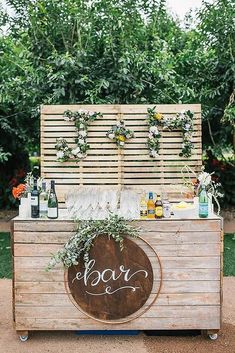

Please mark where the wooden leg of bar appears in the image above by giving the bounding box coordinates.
[17,330,29,342]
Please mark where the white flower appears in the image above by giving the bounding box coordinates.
[119,141,125,146]
[150,150,158,158]
[148,133,154,140]
[185,123,191,130]
[108,133,115,139]
[64,116,70,121]
[79,130,87,137]
[80,123,85,129]
[89,111,95,116]
[116,121,121,127]
[198,172,212,186]
[78,138,85,144]
[150,126,159,134]
[56,151,64,159]
[78,109,84,114]
[77,153,85,159]
[71,147,80,155]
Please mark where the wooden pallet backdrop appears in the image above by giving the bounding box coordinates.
[41,104,202,202]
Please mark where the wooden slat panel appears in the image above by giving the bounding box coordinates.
[13,219,221,232]
[15,305,219,320]
[14,292,220,307]
[14,231,220,244]
[41,104,201,114]
[14,243,220,257]
[14,256,220,270]
[14,316,219,331]
[41,104,202,198]
[14,268,220,282]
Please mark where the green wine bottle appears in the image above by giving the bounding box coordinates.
[47,180,58,219]
[199,185,208,218]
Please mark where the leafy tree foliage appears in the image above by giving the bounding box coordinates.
[0,0,234,207]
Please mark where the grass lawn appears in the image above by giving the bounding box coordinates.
[0,232,234,279]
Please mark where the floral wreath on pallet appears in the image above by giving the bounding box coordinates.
[106,120,134,148]
[147,107,194,158]
[55,109,103,162]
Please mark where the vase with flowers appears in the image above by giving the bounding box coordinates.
[12,172,44,218]
[181,166,224,216]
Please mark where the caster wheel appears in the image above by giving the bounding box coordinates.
[209,333,218,340]
[19,335,28,342]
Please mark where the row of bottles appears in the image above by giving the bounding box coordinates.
[140,187,209,219]
[140,192,171,219]
[31,179,58,219]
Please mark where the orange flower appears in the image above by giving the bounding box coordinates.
[12,184,26,199]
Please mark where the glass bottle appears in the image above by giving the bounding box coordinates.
[199,185,208,218]
[140,193,148,219]
[48,180,58,219]
[155,194,163,219]
[147,192,155,219]
[31,178,39,218]
[162,194,171,218]
[40,181,48,218]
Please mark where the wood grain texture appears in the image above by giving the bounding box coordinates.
[40,104,202,201]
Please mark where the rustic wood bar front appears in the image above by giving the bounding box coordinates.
[12,217,223,339]
[12,104,223,341]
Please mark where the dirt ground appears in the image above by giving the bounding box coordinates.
[0,278,234,353]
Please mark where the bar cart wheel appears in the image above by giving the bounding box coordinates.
[19,335,28,342]
[208,333,218,340]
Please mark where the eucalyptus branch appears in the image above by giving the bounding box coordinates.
[46,214,139,271]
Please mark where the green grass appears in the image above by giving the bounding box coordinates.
[0,232,12,278]
[0,232,234,279]
[224,233,235,276]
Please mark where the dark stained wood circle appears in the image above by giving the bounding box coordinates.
[67,236,154,321]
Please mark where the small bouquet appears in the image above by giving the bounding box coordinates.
[12,184,26,200]
[181,165,224,214]
[106,120,134,148]
[12,171,44,200]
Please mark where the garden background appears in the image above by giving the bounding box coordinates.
[0,0,234,209]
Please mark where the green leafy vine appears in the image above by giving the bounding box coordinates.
[46,214,139,270]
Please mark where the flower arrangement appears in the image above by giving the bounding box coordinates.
[147,107,194,158]
[106,120,134,148]
[55,109,103,162]
[181,165,224,214]
[12,171,44,200]
[46,214,139,270]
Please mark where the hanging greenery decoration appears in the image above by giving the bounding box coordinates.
[46,214,139,270]
[147,107,194,158]
[106,120,134,148]
[55,109,103,162]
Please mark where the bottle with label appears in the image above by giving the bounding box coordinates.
[40,181,48,218]
[199,185,208,218]
[140,194,148,219]
[147,192,155,219]
[155,194,163,219]
[48,180,58,219]
[31,178,39,218]
[162,194,171,218]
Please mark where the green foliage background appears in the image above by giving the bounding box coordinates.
[0,0,234,207]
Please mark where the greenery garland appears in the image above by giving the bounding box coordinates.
[55,109,103,162]
[46,214,139,270]
[106,120,134,148]
[147,107,194,158]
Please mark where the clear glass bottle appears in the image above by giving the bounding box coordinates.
[40,181,48,218]
[162,194,171,218]
[140,193,148,219]
[199,185,208,218]
[31,178,39,218]
[48,180,58,219]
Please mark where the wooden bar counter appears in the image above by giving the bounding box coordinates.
[12,214,223,340]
